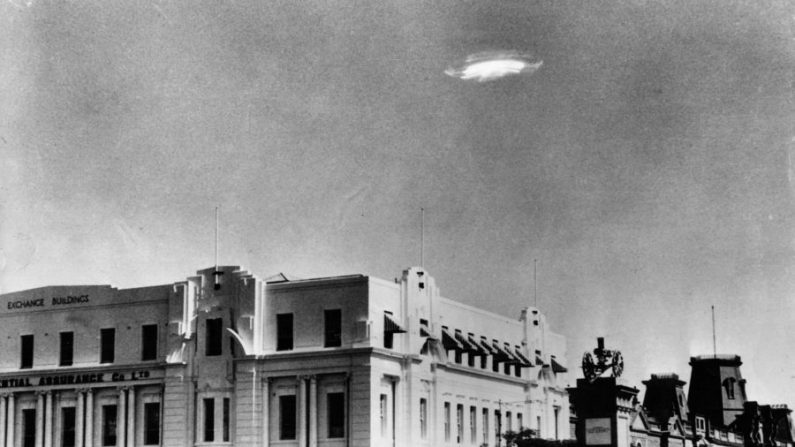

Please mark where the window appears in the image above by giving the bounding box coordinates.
[20,334,33,369]
[457,404,464,443]
[554,408,560,439]
[62,407,76,447]
[444,402,451,442]
[537,416,542,437]
[100,328,115,364]
[504,361,512,375]
[203,398,215,442]
[205,318,222,356]
[279,395,296,440]
[223,398,230,442]
[60,332,74,366]
[380,394,388,437]
[518,413,523,430]
[481,354,488,369]
[141,324,158,361]
[419,399,428,439]
[723,378,736,400]
[276,314,293,351]
[103,405,117,446]
[324,309,342,347]
[23,408,35,447]
[495,410,501,445]
[506,411,512,433]
[144,402,160,445]
[696,416,706,432]
[470,406,477,443]
[327,392,345,438]
[483,409,489,445]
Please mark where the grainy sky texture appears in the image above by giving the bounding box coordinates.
[1,1,793,407]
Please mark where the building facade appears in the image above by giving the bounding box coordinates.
[0,265,570,447]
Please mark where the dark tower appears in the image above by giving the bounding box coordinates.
[687,355,747,428]
[641,373,689,425]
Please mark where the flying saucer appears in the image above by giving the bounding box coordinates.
[445,51,543,82]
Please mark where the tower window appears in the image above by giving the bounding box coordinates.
[723,378,737,400]
[205,318,222,356]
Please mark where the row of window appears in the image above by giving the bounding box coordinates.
[275,310,343,351]
[20,325,158,369]
[17,402,159,447]
[277,392,346,440]
[442,402,523,445]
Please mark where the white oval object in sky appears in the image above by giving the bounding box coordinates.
[445,51,543,82]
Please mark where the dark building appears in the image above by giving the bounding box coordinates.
[687,356,747,428]
[569,345,794,447]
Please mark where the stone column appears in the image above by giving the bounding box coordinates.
[261,379,270,444]
[126,388,135,447]
[35,393,44,447]
[117,389,126,447]
[297,377,307,447]
[84,390,93,447]
[76,391,85,447]
[309,376,317,447]
[43,392,53,447]
[6,394,14,447]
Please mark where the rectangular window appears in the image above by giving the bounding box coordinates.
[62,407,76,447]
[23,408,35,447]
[20,334,33,369]
[203,398,215,442]
[141,324,158,361]
[507,411,512,433]
[518,413,523,430]
[205,318,222,356]
[279,395,297,440]
[495,410,502,445]
[327,392,345,438]
[380,394,388,437]
[504,361,511,375]
[444,402,451,442]
[276,313,293,351]
[60,332,73,366]
[100,328,115,364]
[420,399,428,439]
[481,355,488,369]
[144,402,160,445]
[483,409,489,445]
[103,405,117,446]
[537,416,542,438]
[470,406,477,443]
[554,408,560,439]
[457,404,464,443]
[324,309,342,347]
[223,397,230,442]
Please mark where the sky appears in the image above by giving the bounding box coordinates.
[1,0,794,408]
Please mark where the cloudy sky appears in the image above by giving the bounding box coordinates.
[2,0,793,406]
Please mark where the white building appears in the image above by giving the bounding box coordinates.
[0,265,569,447]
